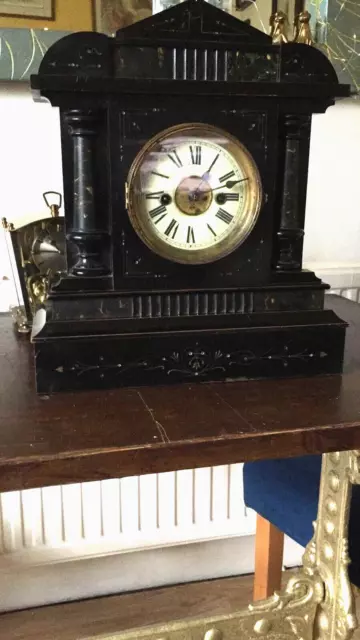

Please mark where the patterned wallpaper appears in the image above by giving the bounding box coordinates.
[0,28,69,81]
[307,0,360,92]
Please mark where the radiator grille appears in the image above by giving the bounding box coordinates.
[0,465,251,553]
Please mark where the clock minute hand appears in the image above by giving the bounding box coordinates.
[194,156,222,195]
[212,178,249,191]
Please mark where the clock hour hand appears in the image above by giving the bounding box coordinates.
[212,178,248,191]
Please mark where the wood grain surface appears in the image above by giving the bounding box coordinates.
[1,295,360,493]
[0,574,257,640]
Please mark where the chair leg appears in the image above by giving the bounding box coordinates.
[253,513,285,601]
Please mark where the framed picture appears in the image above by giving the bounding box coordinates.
[233,0,272,33]
[152,0,231,15]
[0,0,54,19]
[234,0,304,36]
[93,0,153,34]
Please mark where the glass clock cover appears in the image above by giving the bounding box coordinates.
[126,123,262,265]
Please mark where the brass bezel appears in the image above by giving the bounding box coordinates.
[126,123,263,265]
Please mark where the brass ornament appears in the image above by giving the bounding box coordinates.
[2,217,15,231]
[270,11,289,44]
[9,305,30,334]
[2,192,65,332]
[85,450,360,640]
[27,273,49,305]
[269,10,314,46]
[43,190,62,218]
[294,11,314,46]
[2,217,30,333]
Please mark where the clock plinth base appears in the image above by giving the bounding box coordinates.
[33,308,346,394]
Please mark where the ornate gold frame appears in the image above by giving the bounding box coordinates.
[89,450,360,640]
[0,0,54,20]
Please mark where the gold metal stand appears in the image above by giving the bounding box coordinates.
[90,450,359,640]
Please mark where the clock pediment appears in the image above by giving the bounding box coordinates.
[115,0,271,44]
[33,0,348,93]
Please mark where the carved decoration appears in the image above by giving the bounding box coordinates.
[82,450,359,640]
[310,451,358,639]
[54,344,329,381]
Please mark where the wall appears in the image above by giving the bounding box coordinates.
[0,83,63,228]
[303,97,360,268]
[301,96,360,282]
[231,0,271,34]
[0,82,63,309]
[0,0,93,31]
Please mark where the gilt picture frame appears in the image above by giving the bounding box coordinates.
[152,0,232,14]
[93,0,153,35]
[0,0,54,19]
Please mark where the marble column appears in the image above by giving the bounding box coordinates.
[276,113,311,272]
[65,109,108,277]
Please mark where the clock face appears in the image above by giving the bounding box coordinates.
[126,123,262,265]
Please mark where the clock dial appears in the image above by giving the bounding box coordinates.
[126,123,262,265]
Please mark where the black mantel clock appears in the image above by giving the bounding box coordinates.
[30,0,350,394]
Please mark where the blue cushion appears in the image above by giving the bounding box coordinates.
[243,455,360,587]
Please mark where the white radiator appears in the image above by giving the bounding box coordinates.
[0,465,254,561]
[0,465,259,611]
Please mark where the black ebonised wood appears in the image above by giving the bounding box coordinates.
[30,0,351,393]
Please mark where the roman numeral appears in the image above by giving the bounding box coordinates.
[219,170,235,183]
[149,204,167,224]
[216,208,233,225]
[187,226,195,244]
[164,219,179,239]
[167,150,182,168]
[207,223,217,237]
[190,145,201,165]
[224,193,240,202]
[151,171,169,179]
[146,191,164,199]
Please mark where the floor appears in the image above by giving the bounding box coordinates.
[0,573,359,640]
[0,573,255,640]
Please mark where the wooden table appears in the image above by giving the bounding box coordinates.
[1,294,360,640]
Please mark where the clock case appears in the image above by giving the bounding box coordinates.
[30,0,350,393]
